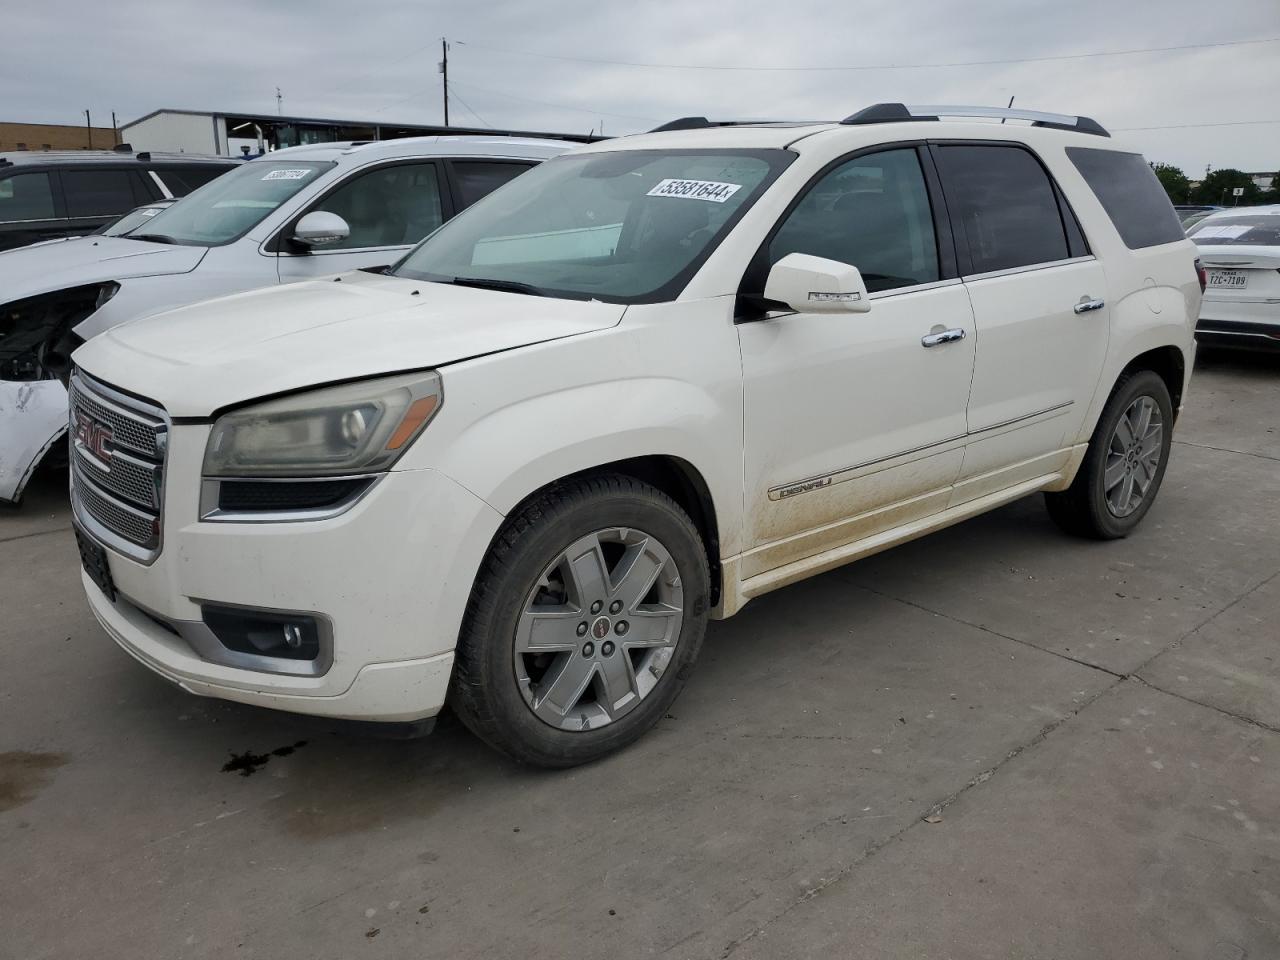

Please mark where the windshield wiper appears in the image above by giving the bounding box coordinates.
[441,276,547,297]
[129,233,176,245]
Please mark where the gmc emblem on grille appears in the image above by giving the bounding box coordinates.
[74,411,114,464]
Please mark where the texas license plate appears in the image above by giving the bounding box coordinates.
[1207,270,1248,289]
[74,523,116,601]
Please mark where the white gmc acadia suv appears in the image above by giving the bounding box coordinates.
[69,104,1202,767]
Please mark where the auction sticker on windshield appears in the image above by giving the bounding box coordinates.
[260,169,313,181]
[647,179,742,203]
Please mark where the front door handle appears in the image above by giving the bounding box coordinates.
[1074,297,1105,314]
[921,328,966,347]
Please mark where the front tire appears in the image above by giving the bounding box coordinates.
[1045,370,1174,539]
[450,474,710,767]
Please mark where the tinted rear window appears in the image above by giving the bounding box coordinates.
[1066,148,1185,249]
[935,144,1069,274]
[62,169,144,218]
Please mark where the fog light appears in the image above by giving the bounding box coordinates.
[202,605,322,662]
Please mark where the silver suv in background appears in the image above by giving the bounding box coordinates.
[0,135,576,504]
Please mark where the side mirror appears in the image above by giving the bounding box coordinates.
[292,211,350,248]
[763,253,871,314]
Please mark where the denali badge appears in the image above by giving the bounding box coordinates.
[73,410,114,465]
[774,477,832,500]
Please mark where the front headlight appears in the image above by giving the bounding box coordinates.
[203,371,442,477]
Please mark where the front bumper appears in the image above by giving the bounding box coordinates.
[86,571,455,721]
[81,441,505,722]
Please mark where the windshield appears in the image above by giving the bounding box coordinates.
[1188,213,1280,247]
[127,160,334,246]
[96,203,169,237]
[392,149,791,302]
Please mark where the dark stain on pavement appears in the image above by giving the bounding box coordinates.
[0,751,69,812]
[222,740,308,777]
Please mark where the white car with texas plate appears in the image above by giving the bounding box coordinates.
[69,104,1201,767]
[1188,205,1280,351]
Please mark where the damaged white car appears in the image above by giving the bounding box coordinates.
[0,134,574,503]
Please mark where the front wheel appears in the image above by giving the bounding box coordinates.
[450,475,710,767]
[1045,370,1174,539]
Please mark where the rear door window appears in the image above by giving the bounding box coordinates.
[1067,147,1185,249]
[450,161,535,210]
[935,144,1070,274]
[0,172,56,222]
[62,169,144,218]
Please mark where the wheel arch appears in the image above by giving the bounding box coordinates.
[503,454,724,608]
[1119,345,1186,418]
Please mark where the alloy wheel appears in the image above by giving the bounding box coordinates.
[514,527,684,731]
[1104,395,1164,518]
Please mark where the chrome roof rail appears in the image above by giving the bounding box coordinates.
[841,103,1109,137]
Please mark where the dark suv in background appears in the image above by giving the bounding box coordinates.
[0,149,237,251]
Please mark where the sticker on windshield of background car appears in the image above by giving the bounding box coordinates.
[646,179,743,203]
[260,169,313,181]
[1193,225,1251,239]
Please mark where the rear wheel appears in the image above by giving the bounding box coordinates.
[450,474,710,767]
[1045,370,1173,539]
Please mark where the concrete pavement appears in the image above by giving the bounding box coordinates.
[1,350,1277,959]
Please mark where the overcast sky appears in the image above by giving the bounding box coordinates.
[5,0,1278,174]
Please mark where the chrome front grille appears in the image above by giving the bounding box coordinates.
[73,445,159,509]
[69,371,169,563]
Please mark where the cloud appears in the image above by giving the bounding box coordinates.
[5,0,1278,173]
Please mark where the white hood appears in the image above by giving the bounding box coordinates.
[0,235,206,304]
[72,270,626,417]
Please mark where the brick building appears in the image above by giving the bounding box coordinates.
[0,121,120,152]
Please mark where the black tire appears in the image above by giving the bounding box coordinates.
[450,474,710,767]
[1045,370,1174,539]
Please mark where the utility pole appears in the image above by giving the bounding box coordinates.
[84,109,92,149]
[111,111,118,147]
[276,87,283,116]
[440,38,449,127]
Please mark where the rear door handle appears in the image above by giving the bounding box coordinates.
[921,328,966,347]
[1074,297,1105,314]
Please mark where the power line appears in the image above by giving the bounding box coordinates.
[454,35,1280,73]
[448,79,658,122]
[1113,118,1280,132]
[448,87,490,127]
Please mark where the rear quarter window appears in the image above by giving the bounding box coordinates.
[1066,147,1186,249]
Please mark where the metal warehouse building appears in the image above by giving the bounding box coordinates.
[119,108,596,157]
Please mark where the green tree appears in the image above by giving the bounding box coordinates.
[1265,169,1280,204]
[1151,163,1190,204]
[1191,168,1262,206]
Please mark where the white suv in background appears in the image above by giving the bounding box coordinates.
[70,104,1201,767]
[0,135,574,504]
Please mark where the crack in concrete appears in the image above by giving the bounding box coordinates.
[716,683,1115,958]
[1133,676,1280,737]
[718,571,1280,958]
[1173,438,1280,463]
[0,524,73,545]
